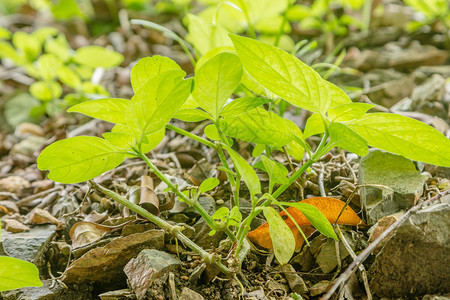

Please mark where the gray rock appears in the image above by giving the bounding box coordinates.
[0,224,56,263]
[369,202,450,297]
[98,289,136,300]
[124,249,181,300]
[193,218,226,248]
[178,287,204,300]
[359,150,427,224]
[62,230,165,289]
[316,232,355,274]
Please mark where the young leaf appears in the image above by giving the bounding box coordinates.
[303,113,326,139]
[68,98,130,124]
[225,146,261,195]
[108,125,165,154]
[221,97,271,117]
[326,81,352,108]
[261,156,289,190]
[230,34,330,115]
[328,103,375,122]
[73,46,123,68]
[57,66,81,89]
[186,14,232,56]
[228,206,242,226]
[204,124,221,141]
[192,52,243,120]
[212,207,229,220]
[261,207,295,265]
[198,177,220,194]
[37,136,125,184]
[329,122,369,157]
[130,56,181,93]
[173,108,212,122]
[222,108,292,148]
[126,70,193,140]
[30,81,62,102]
[347,113,450,167]
[0,256,43,292]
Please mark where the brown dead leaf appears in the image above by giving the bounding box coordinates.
[69,220,132,249]
[247,197,363,250]
[29,208,60,225]
[140,175,159,216]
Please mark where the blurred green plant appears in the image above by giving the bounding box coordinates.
[0,26,123,127]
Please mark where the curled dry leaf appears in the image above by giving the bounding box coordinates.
[139,175,159,216]
[29,208,60,226]
[247,197,364,250]
[69,220,132,249]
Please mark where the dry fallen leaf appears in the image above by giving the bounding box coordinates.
[69,220,132,249]
[247,197,364,250]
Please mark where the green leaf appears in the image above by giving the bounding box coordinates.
[326,81,352,108]
[192,52,243,120]
[37,136,126,184]
[12,31,41,62]
[173,108,212,122]
[45,34,71,62]
[222,108,292,147]
[199,177,220,194]
[230,34,330,115]
[73,46,123,69]
[30,81,62,102]
[328,103,374,122]
[221,97,271,117]
[36,54,62,81]
[204,124,221,141]
[186,14,232,56]
[57,66,81,89]
[261,207,295,265]
[68,98,130,124]
[228,206,242,226]
[279,202,338,240]
[212,207,229,220]
[261,156,288,191]
[130,56,181,93]
[108,125,165,154]
[0,256,43,292]
[303,113,326,139]
[284,118,308,158]
[225,146,261,195]
[329,122,369,156]
[126,70,193,140]
[347,113,450,167]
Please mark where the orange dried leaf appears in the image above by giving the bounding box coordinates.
[247,197,363,250]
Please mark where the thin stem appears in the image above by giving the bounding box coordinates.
[131,19,197,67]
[236,0,256,38]
[137,151,237,241]
[89,180,231,275]
[274,11,288,47]
[216,124,240,206]
[166,124,216,150]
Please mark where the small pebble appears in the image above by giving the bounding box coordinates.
[180,275,189,280]
[216,199,224,205]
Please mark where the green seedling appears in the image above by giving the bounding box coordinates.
[37,35,450,274]
[0,27,123,127]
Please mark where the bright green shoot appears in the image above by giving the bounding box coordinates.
[37,36,450,271]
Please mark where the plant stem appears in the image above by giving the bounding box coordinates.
[90,180,231,275]
[236,0,256,38]
[215,124,240,207]
[137,151,237,242]
[166,124,216,150]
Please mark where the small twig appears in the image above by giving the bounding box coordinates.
[282,146,295,172]
[336,226,372,300]
[322,189,450,299]
[341,153,357,184]
[16,186,63,207]
[168,272,177,300]
[319,163,326,197]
